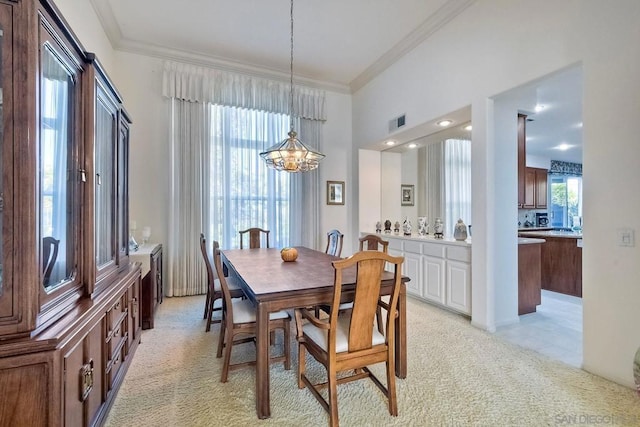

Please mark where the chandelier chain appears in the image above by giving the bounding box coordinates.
[289,0,294,131]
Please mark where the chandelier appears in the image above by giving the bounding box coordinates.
[260,0,325,172]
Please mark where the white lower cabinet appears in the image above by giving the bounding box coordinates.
[446,260,471,313]
[423,256,445,305]
[362,233,471,315]
[402,252,422,297]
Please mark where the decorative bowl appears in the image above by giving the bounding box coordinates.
[280,247,298,262]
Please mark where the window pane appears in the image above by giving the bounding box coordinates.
[209,105,291,249]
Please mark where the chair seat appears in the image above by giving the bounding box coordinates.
[232,299,290,324]
[302,316,385,353]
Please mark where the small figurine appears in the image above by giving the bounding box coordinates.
[434,218,444,239]
[453,218,468,241]
[384,220,392,234]
[375,221,382,233]
[403,217,412,236]
[418,216,428,236]
[393,221,400,235]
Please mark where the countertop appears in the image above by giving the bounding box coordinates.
[362,231,471,246]
[518,230,582,239]
[518,227,554,232]
[518,237,546,245]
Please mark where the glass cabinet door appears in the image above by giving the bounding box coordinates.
[118,111,131,261]
[94,82,118,273]
[39,44,77,292]
[0,6,11,321]
[38,15,84,313]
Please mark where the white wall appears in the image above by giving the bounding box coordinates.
[380,152,401,226]
[353,0,640,388]
[320,91,354,254]
[358,149,382,240]
[54,0,117,81]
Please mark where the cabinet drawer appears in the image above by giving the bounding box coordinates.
[404,240,422,254]
[447,246,471,262]
[108,297,126,331]
[109,322,127,356]
[422,243,445,258]
[107,338,127,389]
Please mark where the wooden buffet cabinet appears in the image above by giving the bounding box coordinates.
[131,243,163,330]
[0,1,141,425]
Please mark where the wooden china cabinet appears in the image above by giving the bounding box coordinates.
[0,1,141,426]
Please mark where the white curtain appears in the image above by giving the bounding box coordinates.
[426,139,471,237]
[444,139,472,237]
[163,61,326,296]
[426,142,443,234]
[167,100,211,296]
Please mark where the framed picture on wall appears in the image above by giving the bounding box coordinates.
[327,181,345,205]
[401,184,414,206]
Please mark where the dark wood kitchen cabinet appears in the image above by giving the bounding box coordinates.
[540,237,582,297]
[517,114,548,209]
[517,114,527,207]
[524,167,548,209]
[518,241,542,314]
[0,0,141,425]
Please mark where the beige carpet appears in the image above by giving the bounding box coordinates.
[105,296,639,426]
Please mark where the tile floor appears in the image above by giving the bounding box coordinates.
[495,290,583,368]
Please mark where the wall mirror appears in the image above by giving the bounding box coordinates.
[380,107,472,237]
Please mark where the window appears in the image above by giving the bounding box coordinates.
[549,175,582,229]
[208,105,293,249]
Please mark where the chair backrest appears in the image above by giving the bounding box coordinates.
[212,240,236,324]
[42,236,60,285]
[329,251,403,353]
[325,229,344,257]
[358,234,389,253]
[239,228,270,249]
[199,233,217,286]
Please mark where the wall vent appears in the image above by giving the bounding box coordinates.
[388,114,406,133]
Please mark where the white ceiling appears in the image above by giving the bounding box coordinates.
[90,0,582,163]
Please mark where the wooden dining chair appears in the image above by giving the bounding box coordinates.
[239,227,270,249]
[212,241,291,382]
[294,250,404,427]
[325,229,344,257]
[359,234,389,253]
[200,234,245,332]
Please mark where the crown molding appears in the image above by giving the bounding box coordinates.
[349,0,476,93]
[90,0,474,95]
[116,38,352,94]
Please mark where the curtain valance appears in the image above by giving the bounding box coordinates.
[549,160,582,176]
[162,61,326,121]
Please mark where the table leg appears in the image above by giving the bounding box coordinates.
[395,283,407,378]
[256,302,271,418]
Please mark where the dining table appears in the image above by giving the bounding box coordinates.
[221,246,408,420]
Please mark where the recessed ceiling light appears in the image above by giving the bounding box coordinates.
[385,141,396,146]
[408,143,417,149]
[556,143,571,151]
[437,120,453,127]
[463,124,472,131]
[534,104,545,112]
